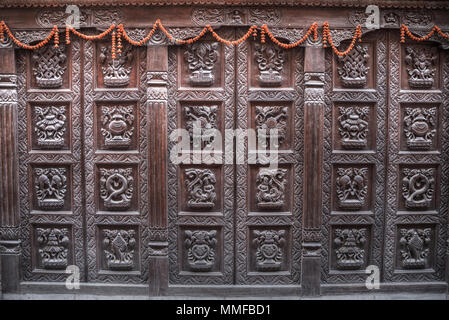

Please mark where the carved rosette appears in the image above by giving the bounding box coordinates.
[32,45,67,88]
[185,168,217,209]
[99,168,134,210]
[402,168,435,210]
[404,107,436,150]
[34,167,67,210]
[255,106,288,148]
[34,105,67,149]
[184,105,218,149]
[100,106,134,149]
[254,43,285,86]
[405,46,437,89]
[338,106,369,149]
[185,230,217,272]
[184,42,219,87]
[253,230,285,271]
[36,227,69,269]
[102,229,136,271]
[334,228,366,270]
[256,168,287,209]
[337,44,369,88]
[100,45,133,87]
[399,228,431,269]
[336,167,368,210]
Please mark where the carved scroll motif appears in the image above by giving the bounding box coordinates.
[404,107,436,150]
[37,227,70,269]
[32,45,67,88]
[102,229,136,270]
[255,106,288,148]
[402,168,435,210]
[336,167,368,210]
[254,43,285,86]
[338,106,369,149]
[399,228,431,269]
[256,168,287,209]
[185,169,217,209]
[184,42,219,86]
[337,44,369,88]
[100,106,134,149]
[34,167,67,210]
[99,168,134,210]
[334,228,366,270]
[185,230,217,271]
[34,105,67,149]
[253,229,285,271]
[184,105,218,149]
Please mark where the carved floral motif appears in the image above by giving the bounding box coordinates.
[99,168,134,210]
[402,168,435,209]
[185,168,216,209]
[334,228,366,270]
[337,44,369,88]
[399,228,431,269]
[256,168,287,209]
[34,167,67,210]
[34,105,67,149]
[255,106,288,148]
[185,230,217,271]
[403,107,436,150]
[184,105,218,148]
[184,42,219,86]
[32,45,67,88]
[336,167,368,210]
[254,43,285,86]
[405,46,437,89]
[102,229,136,270]
[100,106,134,148]
[253,229,285,271]
[338,106,369,149]
[36,227,69,269]
[100,45,133,87]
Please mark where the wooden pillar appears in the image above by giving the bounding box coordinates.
[0,43,21,293]
[301,46,325,296]
[147,45,169,296]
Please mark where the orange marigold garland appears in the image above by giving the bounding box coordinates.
[70,24,115,40]
[54,26,59,48]
[0,21,4,43]
[401,24,449,43]
[111,31,116,59]
[322,22,362,56]
[65,25,71,44]
[262,22,319,49]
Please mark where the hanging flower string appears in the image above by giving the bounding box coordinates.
[261,22,319,48]
[322,22,362,56]
[400,24,449,43]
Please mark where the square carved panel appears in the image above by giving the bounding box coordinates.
[179,226,223,274]
[250,102,294,151]
[29,102,71,151]
[95,102,138,151]
[96,163,139,213]
[249,164,292,214]
[398,164,439,212]
[95,41,138,89]
[179,165,222,214]
[97,225,140,272]
[179,40,224,88]
[400,103,440,152]
[32,224,73,271]
[332,102,376,152]
[331,164,374,212]
[401,44,440,90]
[395,224,436,271]
[248,226,290,273]
[31,164,72,212]
[330,225,371,272]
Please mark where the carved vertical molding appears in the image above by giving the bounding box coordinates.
[302,47,325,296]
[147,45,168,296]
[0,46,21,293]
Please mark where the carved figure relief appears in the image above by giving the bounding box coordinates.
[404,107,436,150]
[338,106,369,149]
[399,228,431,269]
[185,230,217,271]
[256,168,287,209]
[405,46,437,89]
[184,42,219,86]
[253,229,285,271]
[334,228,366,270]
[100,106,134,148]
[254,43,285,86]
[184,105,218,149]
[402,168,435,209]
[255,106,288,148]
[32,45,67,88]
[336,167,368,210]
[34,105,67,149]
[36,227,69,269]
[99,168,134,210]
[337,44,369,88]
[102,229,136,270]
[184,169,217,209]
[100,45,133,87]
[34,167,67,210]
